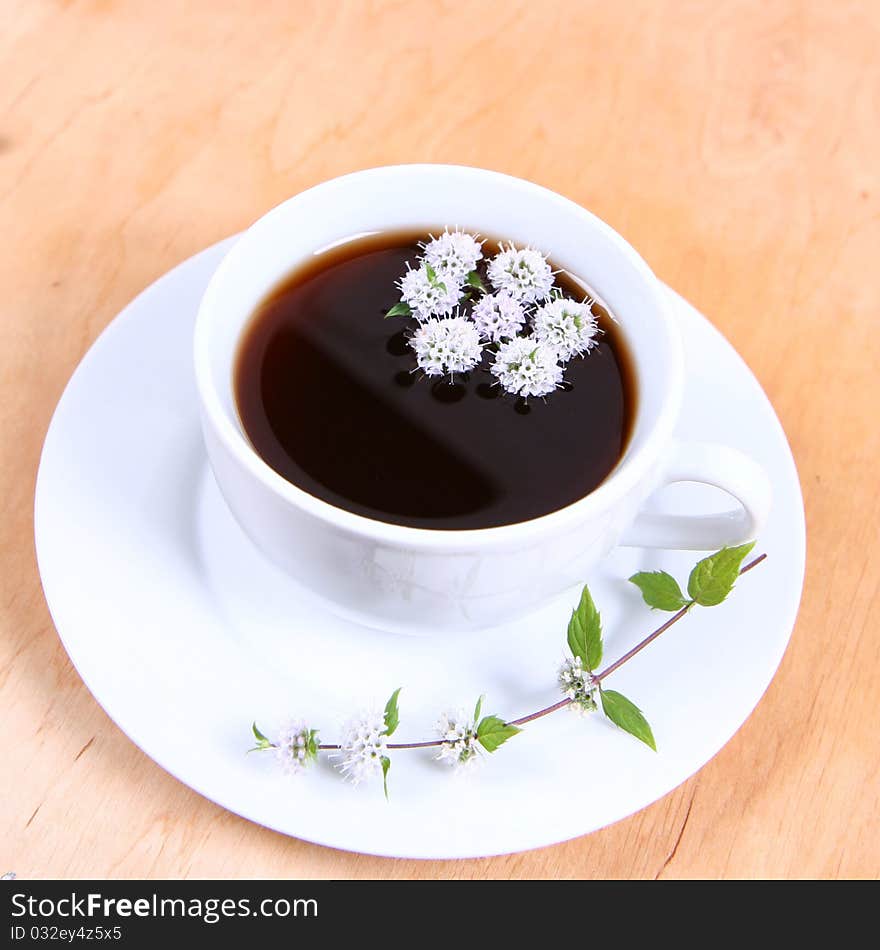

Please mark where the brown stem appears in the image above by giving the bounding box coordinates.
[309,553,767,754]
[509,698,572,726]
[316,739,442,751]
[387,739,445,750]
[593,604,693,682]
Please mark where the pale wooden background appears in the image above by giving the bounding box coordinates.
[1,0,877,879]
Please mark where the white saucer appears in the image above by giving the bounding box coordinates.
[35,238,805,859]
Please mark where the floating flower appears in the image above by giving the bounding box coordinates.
[558,656,598,714]
[532,298,599,360]
[410,315,483,377]
[491,336,563,397]
[487,244,554,303]
[337,709,388,785]
[435,709,481,769]
[421,229,483,280]
[471,291,527,343]
[398,263,462,321]
[275,719,319,776]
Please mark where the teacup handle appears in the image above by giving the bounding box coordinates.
[620,441,772,550]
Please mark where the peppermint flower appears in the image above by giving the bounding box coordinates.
[435,709,481,769]
[532,298,599,360]
[471,291,527,343]
[275,719,319,776]
[398,263,462,321]
[410,315,483,377]
[558,657,598,714]
[487,244,554,303]
[421,229,483,280]
[491,336,563,398]
[337,709,388,785]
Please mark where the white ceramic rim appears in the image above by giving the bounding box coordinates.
[193,164,684,550]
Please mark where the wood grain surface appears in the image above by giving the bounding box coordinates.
[1,0,878,879]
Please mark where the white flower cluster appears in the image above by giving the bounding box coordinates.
[420,229,483,280]
[337,709,389,785]
[558,656,599,714]
[471,291,527,343]
[398,264,461,322]
[487,244,554,303]
[390,230,602,396]
[410,314,483,377]
[532,298,599,360]
[275,719,317,775]
[397,229,484,323]
[491,337,563,398]
[434,709,481,769]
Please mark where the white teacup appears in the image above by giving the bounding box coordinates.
[194,165,771,633]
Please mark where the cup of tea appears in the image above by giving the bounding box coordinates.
[194,165,771,633]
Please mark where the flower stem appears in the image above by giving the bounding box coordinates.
[509,698,571,727]
[386,739,445,750]
[593,604,695,682]
[312,553,767,753]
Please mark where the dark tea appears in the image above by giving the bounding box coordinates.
[234,231,635,530]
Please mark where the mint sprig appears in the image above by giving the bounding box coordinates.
[247,546,766,791]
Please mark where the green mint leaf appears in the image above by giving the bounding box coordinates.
[687,542,756,607]
[466,270,487,292]
[476,715,521,753]
[383,687,402,737]
[381,756,391,801]
[473,694,484,724]
[566,584,603,670]
[629,571,690,611]
[385,301,412,318]
[252,722,270,744]
[425,262,437,282]
[436,280,447,293]
[600,689,656,751]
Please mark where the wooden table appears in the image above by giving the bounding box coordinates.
[2,0,877,880]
